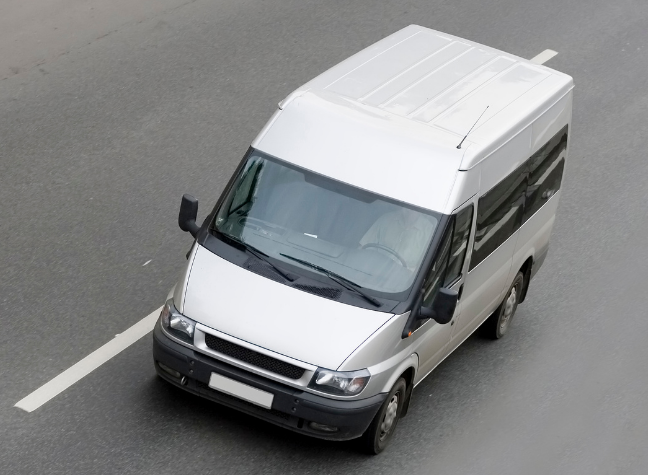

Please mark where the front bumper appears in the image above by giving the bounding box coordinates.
[152,321,386,441]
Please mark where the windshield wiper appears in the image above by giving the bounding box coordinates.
[221,234,295,282]
[279,253,381,307]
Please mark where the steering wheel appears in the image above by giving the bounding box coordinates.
[361,243,407,267]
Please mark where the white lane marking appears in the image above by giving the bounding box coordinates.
[142,260,152,266]
[14,307,162,413]
[530,49,558,64]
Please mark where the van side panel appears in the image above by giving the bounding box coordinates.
[442,167,480,215]
[173,243,198,313]
[453,232,517,345]
[510,96,571,287]
[531,93,572,153]
[337,313,423,396]
[450,127,531,346]
[479,127,531,193]
[511,192,560,285]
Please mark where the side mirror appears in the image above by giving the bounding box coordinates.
[179,194,200,238]
[418,288,458,325]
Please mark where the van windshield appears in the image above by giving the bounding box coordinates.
[211,149,440,295]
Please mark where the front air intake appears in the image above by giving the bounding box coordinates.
[204,333,305,380]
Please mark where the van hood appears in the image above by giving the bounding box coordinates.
[182,245,395,370]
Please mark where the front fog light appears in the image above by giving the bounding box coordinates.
[308,368,371,396]
[160,299,196,344]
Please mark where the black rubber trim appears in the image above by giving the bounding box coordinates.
[153,322,385,441]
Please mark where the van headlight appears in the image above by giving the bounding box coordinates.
[160,299,196,344]
[308,368,371,396]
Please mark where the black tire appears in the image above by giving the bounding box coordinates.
[483,271,524,339]
[359,378,407,455]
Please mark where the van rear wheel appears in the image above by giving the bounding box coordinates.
[483,271,524,339]
[359,378,407,455]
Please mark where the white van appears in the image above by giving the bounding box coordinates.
[153,25,573,454]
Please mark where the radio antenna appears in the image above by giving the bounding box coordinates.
[456,105,489,149]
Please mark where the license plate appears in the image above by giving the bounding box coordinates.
[208,373,274,409]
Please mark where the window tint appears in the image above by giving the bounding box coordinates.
[444,204,473,286]
[523,126,568,222]
[471,164,527,270]
[422,223,453,307]
[469,125,569,271]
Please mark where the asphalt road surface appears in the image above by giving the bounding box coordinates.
[2,0,648,473]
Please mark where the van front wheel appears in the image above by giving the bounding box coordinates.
[484,271,524,339]
[359,378,407,455]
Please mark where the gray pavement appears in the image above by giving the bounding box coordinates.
[1,0,648,473]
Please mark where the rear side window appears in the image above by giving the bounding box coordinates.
[469,125,569,271]
[471,164,527,270]
[444,204,473,286]
[523,126,568,222]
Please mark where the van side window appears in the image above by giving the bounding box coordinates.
[444,204,473,286]
[523,125,568,223]
[422,223,453,307]
[471,164,527,270]
[469,126,569,271]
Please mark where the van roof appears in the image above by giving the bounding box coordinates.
[254,25,573,212]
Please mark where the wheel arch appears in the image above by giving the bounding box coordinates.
[518,256,534,303]
[398,365,417,417]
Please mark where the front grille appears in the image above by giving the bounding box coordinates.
[204,333,305,380]
[293,284,341,299]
